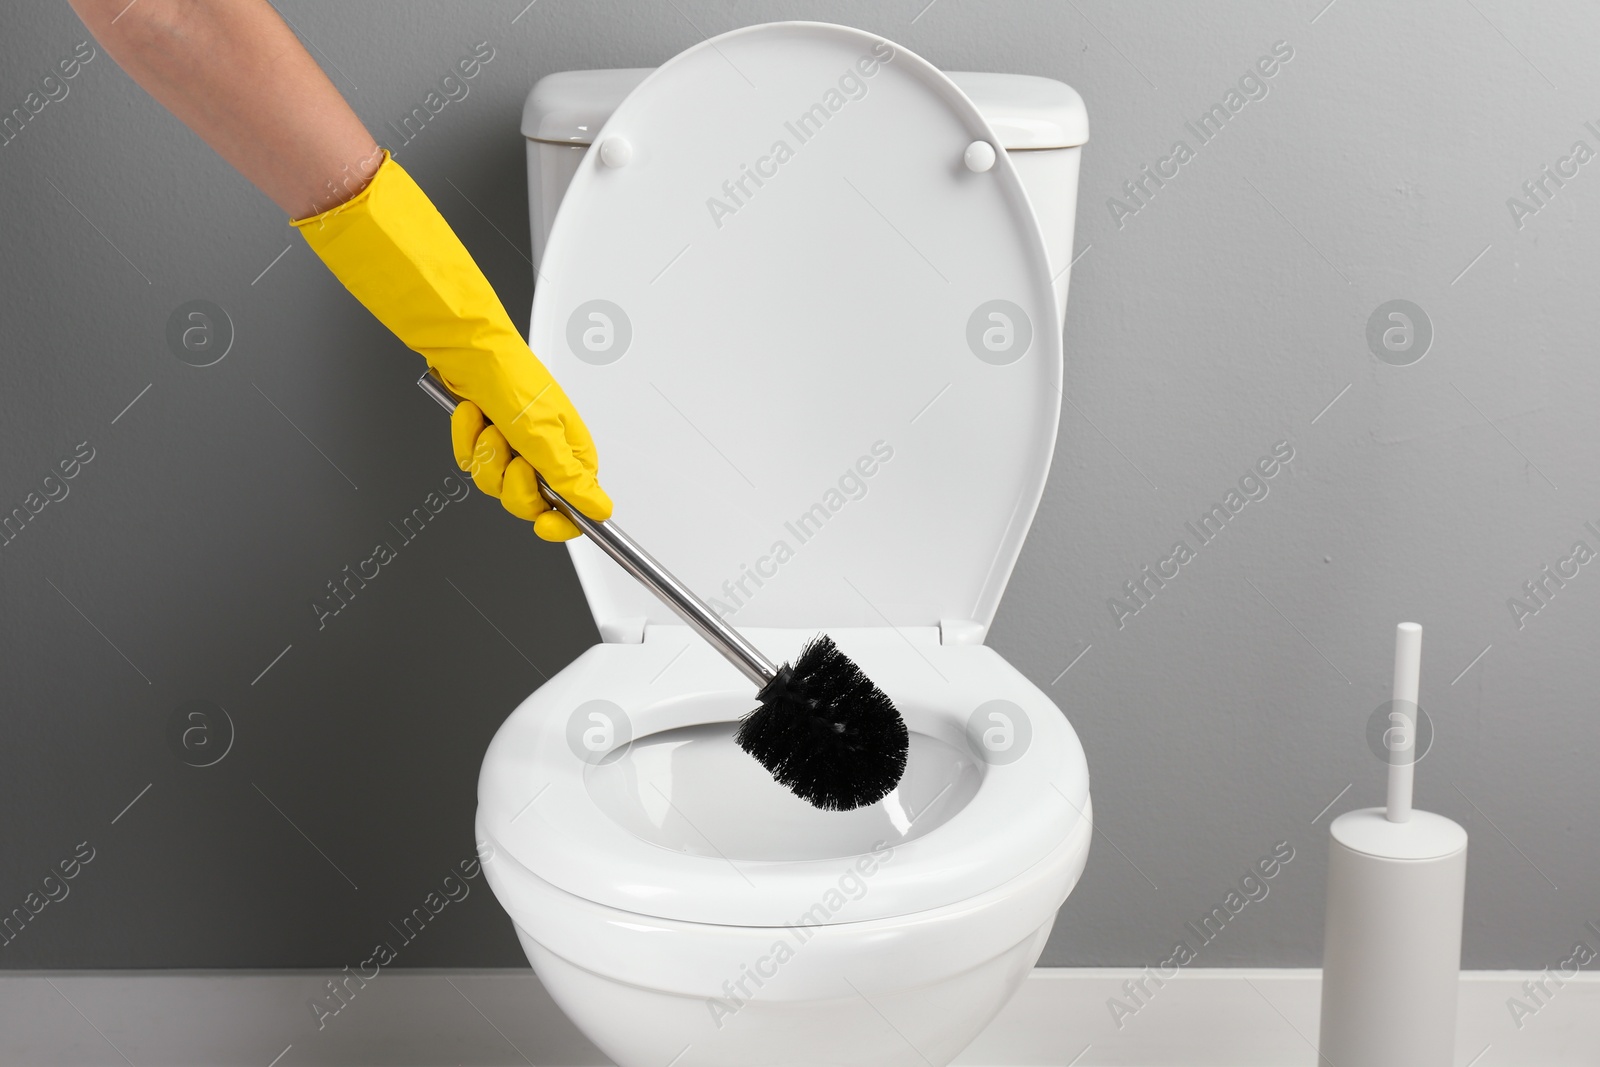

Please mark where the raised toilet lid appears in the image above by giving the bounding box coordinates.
[531,21,1064,636]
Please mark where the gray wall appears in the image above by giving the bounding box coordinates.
[1,0,1595,976]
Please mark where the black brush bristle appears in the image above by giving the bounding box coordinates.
[735,634,909,811]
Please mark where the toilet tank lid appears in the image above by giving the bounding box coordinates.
[522,68,653,145]
[947,72,1088,149]
[521,67,1088,149]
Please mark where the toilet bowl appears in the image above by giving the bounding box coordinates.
[479,21,1092,1066]
[479,628,1091,1066]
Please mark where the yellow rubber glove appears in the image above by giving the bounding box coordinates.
[292,151,609,541]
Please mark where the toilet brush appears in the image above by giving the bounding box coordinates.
[1317,622,1468,1067]
[418,372,909,811]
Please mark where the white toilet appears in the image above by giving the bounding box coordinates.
[477,22,1092,1067]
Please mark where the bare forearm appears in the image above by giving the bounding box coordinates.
[66,0,380,218]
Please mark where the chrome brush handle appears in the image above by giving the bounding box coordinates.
[417,372,777,688]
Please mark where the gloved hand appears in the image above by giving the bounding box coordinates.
[292,151,609,541]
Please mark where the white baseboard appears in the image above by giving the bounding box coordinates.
[0,967,1594,1066]
[959,969,1598,1066]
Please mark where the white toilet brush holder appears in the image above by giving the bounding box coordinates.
[1317,623,1468,1067]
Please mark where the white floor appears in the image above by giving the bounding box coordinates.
[0,968,1593,1065]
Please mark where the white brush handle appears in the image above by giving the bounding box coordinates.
[1387,622,1422,822]
[417,372,777,688]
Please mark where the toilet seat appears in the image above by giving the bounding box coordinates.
[481,790,1091,999]
[527,21,1064,638]
[477,627,1091,927]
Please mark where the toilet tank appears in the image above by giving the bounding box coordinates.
[520,66,1088,320]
